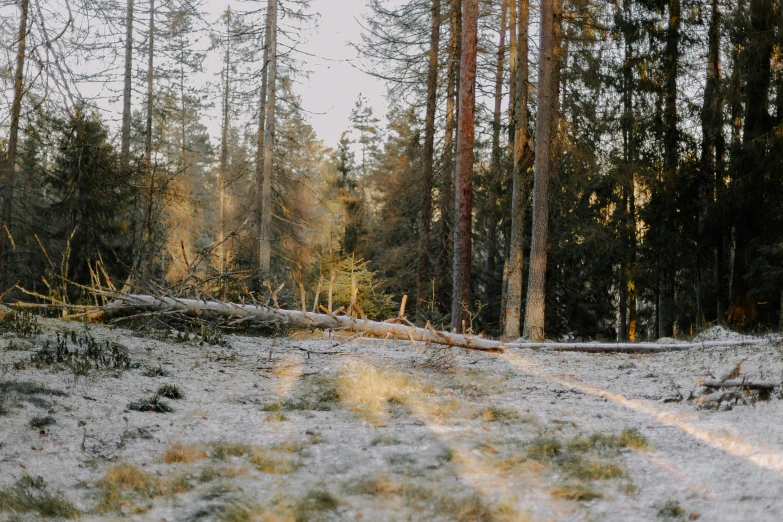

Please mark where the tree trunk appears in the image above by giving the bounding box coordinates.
[103,295,764,353]
[507,0,517,145]
[219,10,231,281]
[485,0,507,281]
[259,0,278,272]
[121,0,134,171]
[702,0,723,324]
[522,0,559,341]
[0,0,28,292]
[256,8,271,271]
[451,0,479,333]
[502,0,530,340]
[145,0,154,168]
[658,0,680,338]
[437,0,461,314]
[728,0,773,329]
[416,0,441,318]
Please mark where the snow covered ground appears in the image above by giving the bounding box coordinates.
[1,317,782,521]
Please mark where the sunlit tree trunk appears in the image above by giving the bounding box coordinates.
[256,7,270,270]
[259,0,277,271]
[0,0,28,291]
[523,0,560,341]
[416,0,441,318]
[451,0,479,332]
[502,0,530,339]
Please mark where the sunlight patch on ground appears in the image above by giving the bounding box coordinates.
[502,352,783,474]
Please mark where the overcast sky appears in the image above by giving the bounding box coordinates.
[297,0,388,148]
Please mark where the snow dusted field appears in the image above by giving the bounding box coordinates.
[1,316,783,521]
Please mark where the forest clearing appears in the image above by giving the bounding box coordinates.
[4,0,783,518]
[1,307,782,521]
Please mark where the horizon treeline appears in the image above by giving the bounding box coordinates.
[1,0,782,341]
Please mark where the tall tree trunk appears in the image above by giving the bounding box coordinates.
[728,0,774,328]
[145,0,154,168]
[522,0,559,341]
[658,0,680,338]
[256,7,271,271]
[507,0,517,144]
[485,0,507,281]
[259,0,277,271]
[219,10,231,281]
[416,0,441,318]
[121,0,134,171]
[451,0,479,332]
[620,0,637,341]
[437,0,461,313]
[702,0,723,324]
[0,0,28,291]
[502,0,530,339]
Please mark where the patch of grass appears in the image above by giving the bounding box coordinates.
[433,491,495,522]
[260,401,282,412]
[0,479,79,518]
[265,411,288,422]
[198,465,248,483]
[163,442,207,464]
[157,384,184,399]
[29,415,56,429]
[525,430,642,502]
[210,442,251,460]
[121,427,153,441]
[369,434,400,446]
[247,448,298,474]
[274,440,309,455]
[550,483,602,501]
[96,462,193,513]
[31,331,131,375]
[282,377,341,411]
[345,474,401,496]
[657,500,686,519]
[337,364,419,423]
[128,395,173,413]
[0,310,42,338]
[143,364,171,377]
[293,488,339,522]
[476,406,520,423]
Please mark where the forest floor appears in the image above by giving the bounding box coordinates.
[1,317,783,521]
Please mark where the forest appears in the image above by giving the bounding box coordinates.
[4,1,783,520]
[2,0,783,341]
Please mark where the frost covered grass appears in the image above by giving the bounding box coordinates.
[0,477,79,518]
[1,318,782,520]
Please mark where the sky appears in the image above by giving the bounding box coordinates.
[296,0,388,148]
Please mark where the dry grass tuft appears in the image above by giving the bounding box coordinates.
[345,474,401,496]
[337,363,418,423]
[162,442,207,464]
[96,462,193,513]
[248,448,299,474]
[210,441,251,460]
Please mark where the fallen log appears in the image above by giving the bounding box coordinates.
[697,379,779,390]
[103,295,764,354]
[698,390,747,406]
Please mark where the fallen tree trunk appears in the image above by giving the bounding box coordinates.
[103,295,764,354]
[698,379,779,390]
